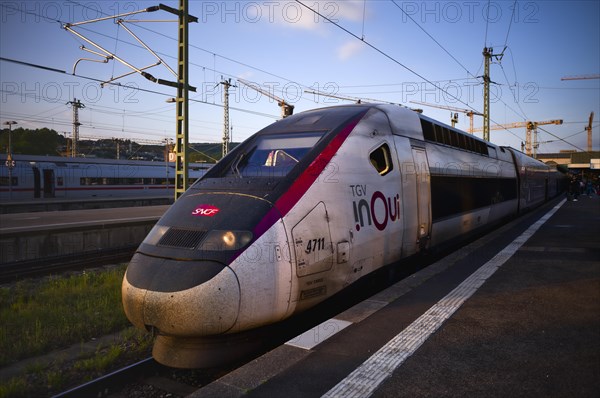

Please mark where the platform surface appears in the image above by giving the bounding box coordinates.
[0,205,168,233]
[192,195,600,397]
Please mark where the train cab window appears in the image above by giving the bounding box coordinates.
[442,128,452,146]
[463,136,470,150]
[421,120,435,141]
[478,142,489,156]
[369,143,393,176]
[433,124,443,142]
[230,131,325,178]
[465,136,474,151]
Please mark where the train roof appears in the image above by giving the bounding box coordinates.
[257,103,425,141]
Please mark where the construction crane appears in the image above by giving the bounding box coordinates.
[303,89,423,113]
[586,112,594,152]
[472,119,563,157]
[237,78,294,118]
[304,89,406,105]
[410,101,483,133]
[305,89,365,104]
[561,74,600,81]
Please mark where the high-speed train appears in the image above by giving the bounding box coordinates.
[122,104,565,368]
[0,155,210,201]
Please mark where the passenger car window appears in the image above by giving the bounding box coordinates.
[369,143,393,176]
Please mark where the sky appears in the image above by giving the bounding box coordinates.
[1,0,599,155]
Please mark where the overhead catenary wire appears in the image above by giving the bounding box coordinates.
[59,2,563,148]
[498,62,528,121]
[0,57,279,121]
[476,0,534,135]
[63,0,319,99]
[0,65,269,146]
[0,2,572,117]
[110,15,120,80]
[503,0,518,48]
[492,1,533,123]
[483,0,491,47]
[386,1,535,138]
[335,77,477,89]
[294,1,539,144]
[390,0,474,78]
[361,0,367,40]
[2,2,593,152]
[0,1,316,107]
[537,126,588,153]
[294,0,481,114]
[0,56,277,146]
[1,107,231,143]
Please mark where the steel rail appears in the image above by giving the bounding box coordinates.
[0,246,137,283]
[52,357,157,398]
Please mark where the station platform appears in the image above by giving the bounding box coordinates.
[0,205,168,233]
[0,195,172,214]
[0,206,167,265]
[192,195,600,397]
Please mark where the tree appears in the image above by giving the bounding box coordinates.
[0,128,66,156]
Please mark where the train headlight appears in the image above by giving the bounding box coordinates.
[199,230,253,251]
[222,231,236,247]
[142,225,169,245]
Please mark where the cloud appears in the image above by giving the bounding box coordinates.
[336,1,365,22]
[236,71,254,81]
[337,40,364,60]
[267,1,365,32]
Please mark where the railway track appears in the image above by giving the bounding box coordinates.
[0,246,137,283]
[51,356,235,398]
[49,255,431,397]
[52,358,158,398]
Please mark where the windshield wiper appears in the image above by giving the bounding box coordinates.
[231,152,245,178]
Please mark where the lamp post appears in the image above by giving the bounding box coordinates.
[3,121,17,200]
[165,98,176,194]
[163,137,173,191]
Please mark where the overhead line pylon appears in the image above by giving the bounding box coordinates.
[67,98,85,157]
[220,78,236,158]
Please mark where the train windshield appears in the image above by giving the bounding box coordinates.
[227,132,324,178]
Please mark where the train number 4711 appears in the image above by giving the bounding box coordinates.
[305,237,326,254]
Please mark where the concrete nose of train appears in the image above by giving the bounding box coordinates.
[122,252,240,336]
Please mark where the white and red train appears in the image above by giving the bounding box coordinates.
[121,104,566,368]
[0,155,210,201]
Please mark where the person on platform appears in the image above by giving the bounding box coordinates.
[584,181,595,197]
[569,178,580,201]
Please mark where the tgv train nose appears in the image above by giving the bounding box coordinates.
[122,253,240,336]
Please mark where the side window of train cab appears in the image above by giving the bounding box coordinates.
[369,143,393,176]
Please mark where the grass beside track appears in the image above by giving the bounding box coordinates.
[0,264,131,366]
[0,264,153,397]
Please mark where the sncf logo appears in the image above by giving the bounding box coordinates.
[192,204,220,217]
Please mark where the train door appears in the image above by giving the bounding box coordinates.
[43,169,55,198]
[292,202,333,279]
[32,167,41,198]
[411,148,431,249]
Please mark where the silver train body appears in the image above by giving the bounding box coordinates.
[0,155,210,201]
[122,105,565,368]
